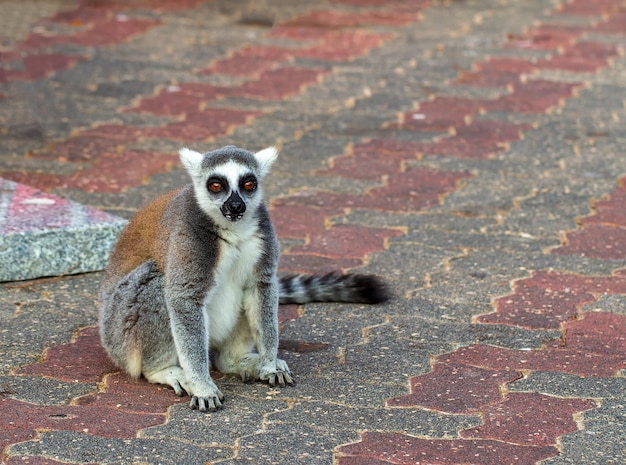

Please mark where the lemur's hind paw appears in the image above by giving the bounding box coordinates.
[267,370,293,387]
[259,359,294,387]
[145,366,190,397]
[190,393,223,412]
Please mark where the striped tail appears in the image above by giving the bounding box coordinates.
[278,273,390,305]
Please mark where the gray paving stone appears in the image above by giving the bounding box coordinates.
[258,363,411,409]
[510,372,626,400]
[8,431,230,465]
[542,400,626,465]
[226,424,354,465]
[0,273,100,375]
[142,394,289,448]
[581,294,626,316]
[0,375,97,405]
[369,314,558,350]
[268,400,481,440]
[391,227,560,254]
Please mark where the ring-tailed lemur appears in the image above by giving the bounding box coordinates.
[99,145,389,412]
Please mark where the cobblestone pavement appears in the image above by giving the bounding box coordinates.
[1,0,626,464]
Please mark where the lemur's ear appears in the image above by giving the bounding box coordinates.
[179,148,204,178]
[254,146,278,178]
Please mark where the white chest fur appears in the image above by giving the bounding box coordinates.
[204,229,264,346]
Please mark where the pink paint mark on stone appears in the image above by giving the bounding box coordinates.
[0,178,121,234]
[1,180,71,234]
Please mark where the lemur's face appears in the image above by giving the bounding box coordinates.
[205,161,258,222]
[179,146,278,226]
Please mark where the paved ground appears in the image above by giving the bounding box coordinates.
[1,0,626,464]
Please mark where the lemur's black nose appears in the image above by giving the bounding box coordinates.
[226,191,246,213]
[229,199,245,214]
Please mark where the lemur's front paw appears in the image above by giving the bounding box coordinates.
[189,381,225,412]
[259,359,294,387]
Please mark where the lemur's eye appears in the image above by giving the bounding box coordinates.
[243,180,256,191]
[208,181,222,192]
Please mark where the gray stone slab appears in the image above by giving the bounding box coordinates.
[0,178,126,281]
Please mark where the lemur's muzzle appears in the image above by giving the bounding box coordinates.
[221,191,246,221]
